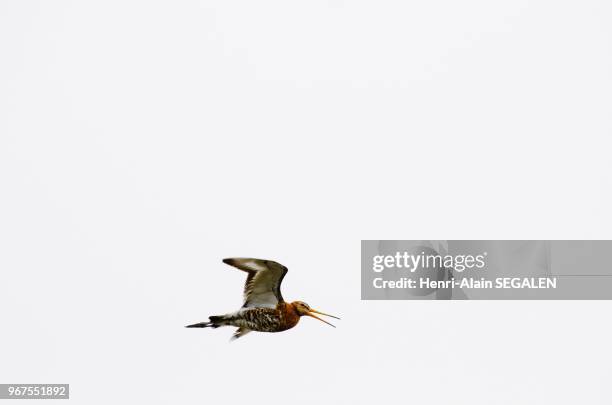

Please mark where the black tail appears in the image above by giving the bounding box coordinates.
[185,316,224,329]
[185,321,213,328]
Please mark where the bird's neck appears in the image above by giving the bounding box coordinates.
[280,301,299,316]
[277,301,301,330]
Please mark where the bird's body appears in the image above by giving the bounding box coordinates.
[186,258,338,340]
[207,303,300,333]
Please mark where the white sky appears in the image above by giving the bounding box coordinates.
[1,1,611,404]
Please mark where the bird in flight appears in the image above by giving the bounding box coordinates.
[186,258,339,340]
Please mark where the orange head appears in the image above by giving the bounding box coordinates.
[292,301,340,327]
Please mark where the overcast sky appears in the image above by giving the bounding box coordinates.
[1,1,611,404]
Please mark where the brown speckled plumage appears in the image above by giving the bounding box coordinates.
[217,302,300,333]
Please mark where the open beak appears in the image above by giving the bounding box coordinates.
[306,309,341,328]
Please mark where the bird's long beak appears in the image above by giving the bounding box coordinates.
[306,309,340,328]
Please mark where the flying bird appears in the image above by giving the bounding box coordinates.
[186,258,339,340]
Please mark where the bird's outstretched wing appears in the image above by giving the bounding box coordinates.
[222,258,288,309]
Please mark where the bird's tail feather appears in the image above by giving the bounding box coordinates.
[185,321,214,328]
[185,315,225,329]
